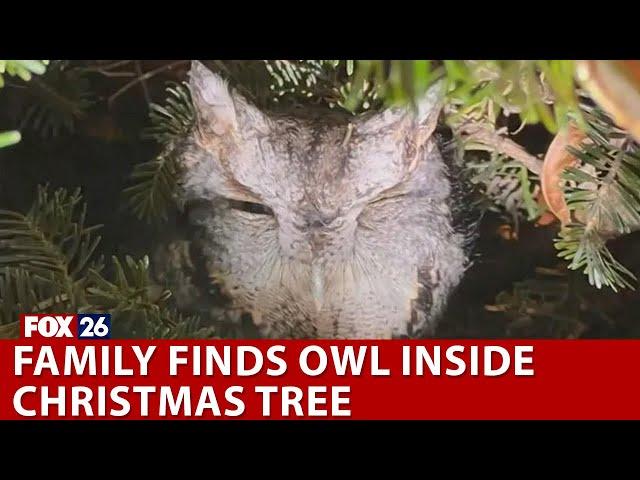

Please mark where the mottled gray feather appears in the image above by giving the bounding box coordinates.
[177,61,469,339]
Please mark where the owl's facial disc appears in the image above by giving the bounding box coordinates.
[182,61,465,336]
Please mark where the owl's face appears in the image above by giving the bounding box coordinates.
[179,61,467,338]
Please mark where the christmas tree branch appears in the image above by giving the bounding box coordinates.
[455,121,544,175]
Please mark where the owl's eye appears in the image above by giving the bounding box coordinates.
[227,198,274,216]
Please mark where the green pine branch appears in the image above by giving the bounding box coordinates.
[0,267,64,323]
[554,106,640,291]
[0,186,214,338]
[124,147,182,223]
[556,224,635,291]
[86,255,169,314]
[86,255,214,338]
[146,310,216,339]
[125,82,195,223]
[264,60,379,112]
[142,82,194,143]
[0,186,103,308]
[467,152,541,220]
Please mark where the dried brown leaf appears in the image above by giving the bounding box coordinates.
[541,123,587,225]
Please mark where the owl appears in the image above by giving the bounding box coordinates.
[175,61,471,339]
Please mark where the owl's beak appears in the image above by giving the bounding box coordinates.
[311,261,325,312]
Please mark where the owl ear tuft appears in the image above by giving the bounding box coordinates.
[413,79,446,145]
[357,79,445,143]
[189,60,238,135]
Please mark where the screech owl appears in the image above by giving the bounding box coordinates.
[175,61,471,339]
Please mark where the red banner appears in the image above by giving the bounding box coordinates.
[1,338,639,420]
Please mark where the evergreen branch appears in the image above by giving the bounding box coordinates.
[0,186,106,325]
[125,82,195,223]
[0,186,204,337]
[467,152,541,220]
[264,60,378,112]
[85,255,211,338]
[141,82,194,143]
[455,121,544,174]
[0,267,58,325]
[554,105,640,291]
[556,224,636,291]
[0,186,102,307]
[146,310,216,339]
[123,145,181,223]
[85,255,170,314]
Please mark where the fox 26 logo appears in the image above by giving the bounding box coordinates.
[21,314,111,340]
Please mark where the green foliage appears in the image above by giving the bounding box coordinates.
[86,255,212,338]
[265,60,340,98]
[554,106,640,291]
[124,146,181,223]
[0,185,215,339]
[264,60,379,113]
[342,60,432,113]
[146,310,216,339]
[0,131,21,148]
[467,153,541,221]
[442,60,578,133]
[125,83,195,223]
[86,255,169,314]
[482,262,640,338]
[0,266,63,323]
[0,186,102,307]
[142,82,194,143]
[0,60,49,149]
[0,60,48,87]
[556,225,635,291]
[291,60,580,130]
[5,59,640,345]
